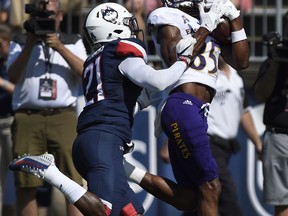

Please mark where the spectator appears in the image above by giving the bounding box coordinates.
[231,0,252,14]
[0,23,15,216]
[253,24,288,216]
[0,0,10,23]
[6,0,87,215]
[146,0,162,15]
[124,0,146,41]
[123,0,162,43]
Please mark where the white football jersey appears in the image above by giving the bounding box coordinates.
[147,7,221,91]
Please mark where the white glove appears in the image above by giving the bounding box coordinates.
[123,141,134,154]
[222,0,240,21]
[136,88,163,110]
[199,0,227,32]
[176,36,196,66]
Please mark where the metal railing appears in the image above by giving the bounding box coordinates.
[246,0,285,63]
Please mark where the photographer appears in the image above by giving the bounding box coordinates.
[253,11,288,216]
[6,0,87,215]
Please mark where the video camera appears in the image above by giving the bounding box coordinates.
[262,31,288,62]
[24,0,56,35]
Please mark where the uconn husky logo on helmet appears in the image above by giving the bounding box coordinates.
[84,3,137,48]
[101,6,118,24]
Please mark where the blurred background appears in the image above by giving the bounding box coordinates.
[1,0,288,215]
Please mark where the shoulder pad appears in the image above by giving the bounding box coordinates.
[116,38,147,63]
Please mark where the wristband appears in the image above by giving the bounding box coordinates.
[124,158,146,184]
[231,28,247,43]
[129,166,146,184]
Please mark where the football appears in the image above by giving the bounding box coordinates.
[211,18,231,44]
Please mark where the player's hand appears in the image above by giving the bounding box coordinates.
[137,88,162,110]
[199,0,227,32]
[222,0,240,21]
[123,142,135,154]
[176,36,196,66]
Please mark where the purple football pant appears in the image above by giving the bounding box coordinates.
[161,92,219,191]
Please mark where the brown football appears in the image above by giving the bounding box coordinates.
[211,18,231,44]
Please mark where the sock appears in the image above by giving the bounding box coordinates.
[44,165,87,204]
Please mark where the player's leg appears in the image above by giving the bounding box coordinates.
[161,93,221,216]
[9,153,106,216]
[72,129,144,216]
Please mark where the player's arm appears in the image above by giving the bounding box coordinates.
[220,2,249,70]
[156,1,229,67]
[157,24,182,67]
[124,157,197,211]
[119,38,196,91]
[220,17,249,69]
[119,57,187,91]
[157,24,210,68]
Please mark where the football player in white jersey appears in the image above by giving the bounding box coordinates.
[124,0,249,215]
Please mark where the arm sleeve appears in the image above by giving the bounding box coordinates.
[119,57,186,91]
